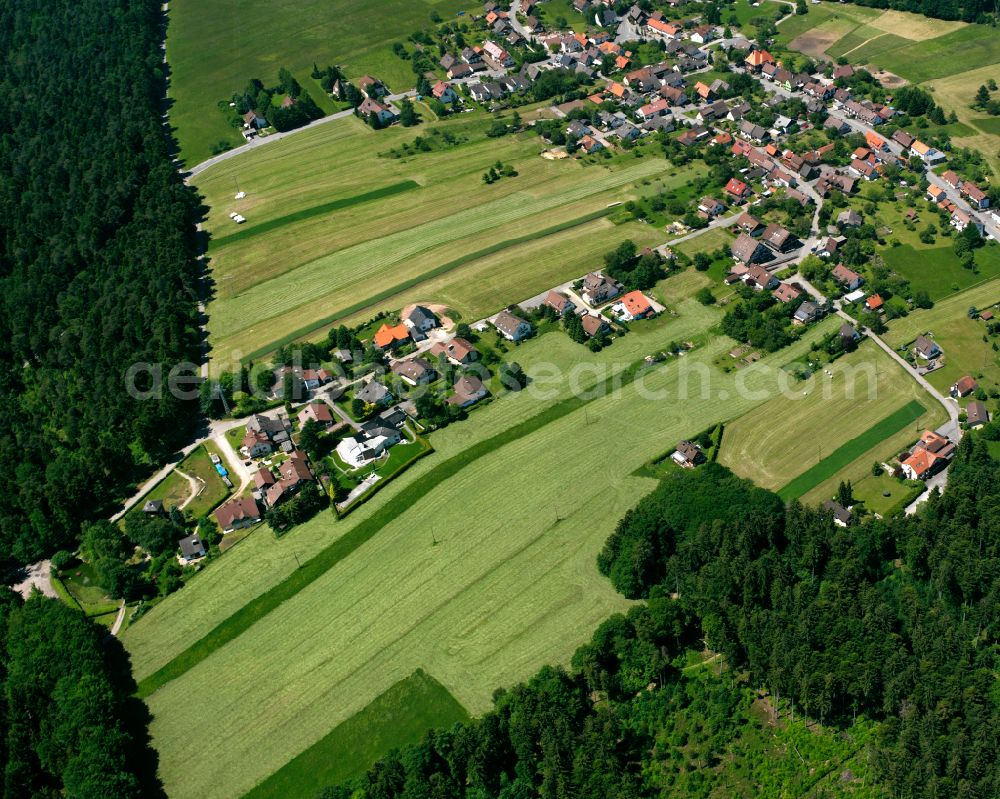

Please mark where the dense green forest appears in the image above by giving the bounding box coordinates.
[0,0,201,564]
[322,438,1000,799]
[0,590,163,797]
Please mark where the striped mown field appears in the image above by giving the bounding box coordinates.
[197,114,703,366]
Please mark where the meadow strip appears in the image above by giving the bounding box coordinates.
[211,180,419,248]
[239,206,615,362]
[777,399,926,500]
[241,669,468,799]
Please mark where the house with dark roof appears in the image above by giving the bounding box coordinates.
[966,400,990,428]
[671,440,705,468]
[403,305,439,332]
[793,300,820,326]
[731,232,771,266]
[821,500,852,527]
[356,380,393,406]
[913,335,941,360]
[581,272,622,305]
[178,534,206,564]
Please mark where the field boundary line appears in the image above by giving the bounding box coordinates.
[211,180,419,249]
[777,399,926,500]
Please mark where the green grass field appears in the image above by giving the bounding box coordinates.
[863,24,1000,82]
[849,471,924,517]
[778,398,926,500]
[883,277,1000,395]
[124,294,852,799]
[881,243,1000,301]
[718,339,945,495]
[243,670,468,799]
[166,0,479,165]
[198,115,699,366]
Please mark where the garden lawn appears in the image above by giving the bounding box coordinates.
[166,0,480,165]
[126,307,840,799]
[180,444,233,517]
[883,277,1000,395]
[242,669,468,799]
[672,225,734,258]
[718,339,945,494]
[848,471,924,518]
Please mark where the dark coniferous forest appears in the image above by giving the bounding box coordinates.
[322,438,1000,799]
[0,0,202,563]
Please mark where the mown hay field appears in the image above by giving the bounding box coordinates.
[198,115,703,364]
[167,0,479,165]
[718,339,945,492]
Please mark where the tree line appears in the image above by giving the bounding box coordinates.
[318,439,1000,798]
[0,0,202,564]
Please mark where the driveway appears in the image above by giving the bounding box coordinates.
[12,560,58,600]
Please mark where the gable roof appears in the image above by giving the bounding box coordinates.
[373,323,410,348]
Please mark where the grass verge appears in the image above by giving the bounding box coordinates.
[778,399,926,500]
[241,669,468,799]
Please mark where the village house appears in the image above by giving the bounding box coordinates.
[697,197,726,217]
[966,400,990,428]
[214,496,262,533]
[431,81,458,104]
[951,375,978,398]
[580,313,609,338]
[744,49,774,72]
[671,440,705,468]
[581,272,622,305]
[963,182,990,210]
[356,379,393,407]
[832,263,862,290]
[761,223,794,253]
[265,451,315,507]
[448,375,489,407]
[543,290,576,316]
[298,402,334,428]
[402,305,439,334]
[735,212,763,236]
[913,334,941,360]
[243,110,267,130]
[337,426,401,469]
[724,177,750,201]
[178,534,206,564]
[373,322,411,350]
[910,140,946,164]
[731,232,771,266]
[821,500,853,527]
[743,264,777,291]
[900,430,955,481]
[430,337,478,366]
[612,290,655,321]
[840,322,860,347]
[793,300,820,326]
[866,294,884,312]
[358,97,398,125]
[391,357,436,387]
[493,309,532,341]
[772,282,802,304]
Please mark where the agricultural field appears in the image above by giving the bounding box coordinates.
[124,294,850,799]
[777,2,881,54]
[166,0,479,165]
[924,63,1000,175]
[882,277,1000,395]
[198,113,701,366]
[881,243,1000,301]
[718,338,946,498]
[244,670,469,799]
